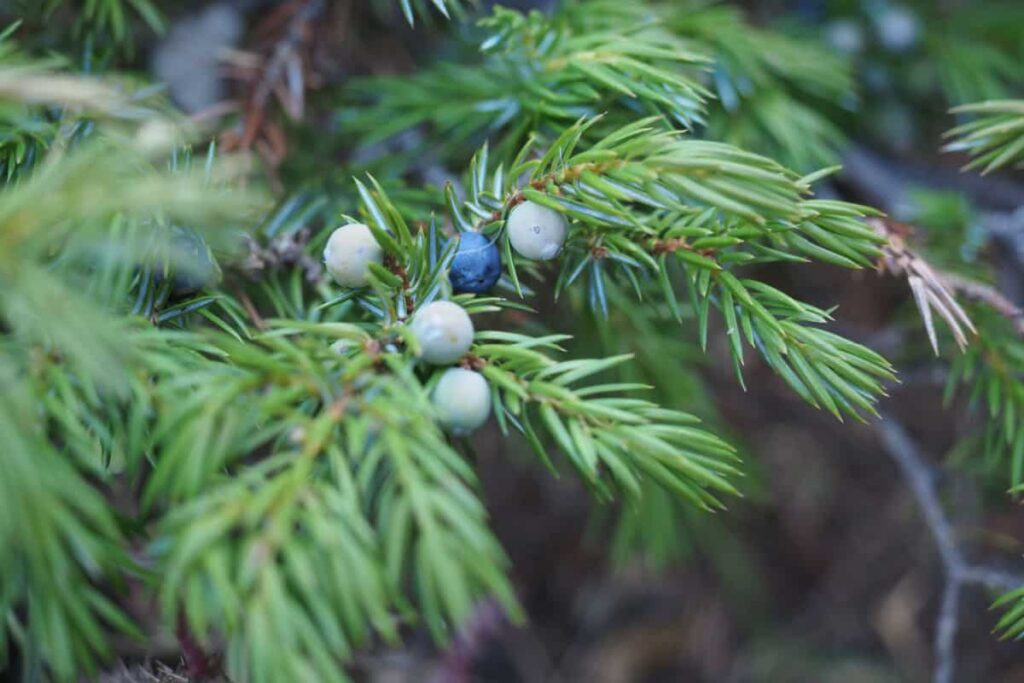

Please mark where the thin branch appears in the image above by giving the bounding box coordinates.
[234,285,267,330]
[219,0,325,174]
[941,272,1024,337]
[240,228,324,283]
[934,579,961,683]
[877,416,964,573]
[245,0,323,138]
[958,566,1024,592]
[876,415,1024,683]
[842,145,1024,215]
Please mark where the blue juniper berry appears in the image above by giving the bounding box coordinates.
[449,231,501,294]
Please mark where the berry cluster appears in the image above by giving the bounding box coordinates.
[322,201,568,433]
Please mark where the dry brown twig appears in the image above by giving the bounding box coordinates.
[871,217,1024,350]
[869,218,977,353]
[240,227,324,283]
[218,0,325,184]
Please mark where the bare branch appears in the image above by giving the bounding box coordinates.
[934,580,961,683]
[876,415,1024,683]
[876,416,964,572]
[941,272,1024,337]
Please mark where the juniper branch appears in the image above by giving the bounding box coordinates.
[443,119,893,420]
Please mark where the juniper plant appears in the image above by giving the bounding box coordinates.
[1,1,1023,681]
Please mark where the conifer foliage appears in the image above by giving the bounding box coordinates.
[1,0,1023,680]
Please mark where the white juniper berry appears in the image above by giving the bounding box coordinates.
[323,222,383,287]
[409,300,475,364]
[506,201,567,261]
[432,367,491,434]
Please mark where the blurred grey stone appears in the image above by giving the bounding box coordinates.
[151,3,244,113]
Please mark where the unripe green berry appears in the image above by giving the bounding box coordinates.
[323,223,383,288]
[409,300,474,365]
[432,368,491,434]
[507,201,567,261]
